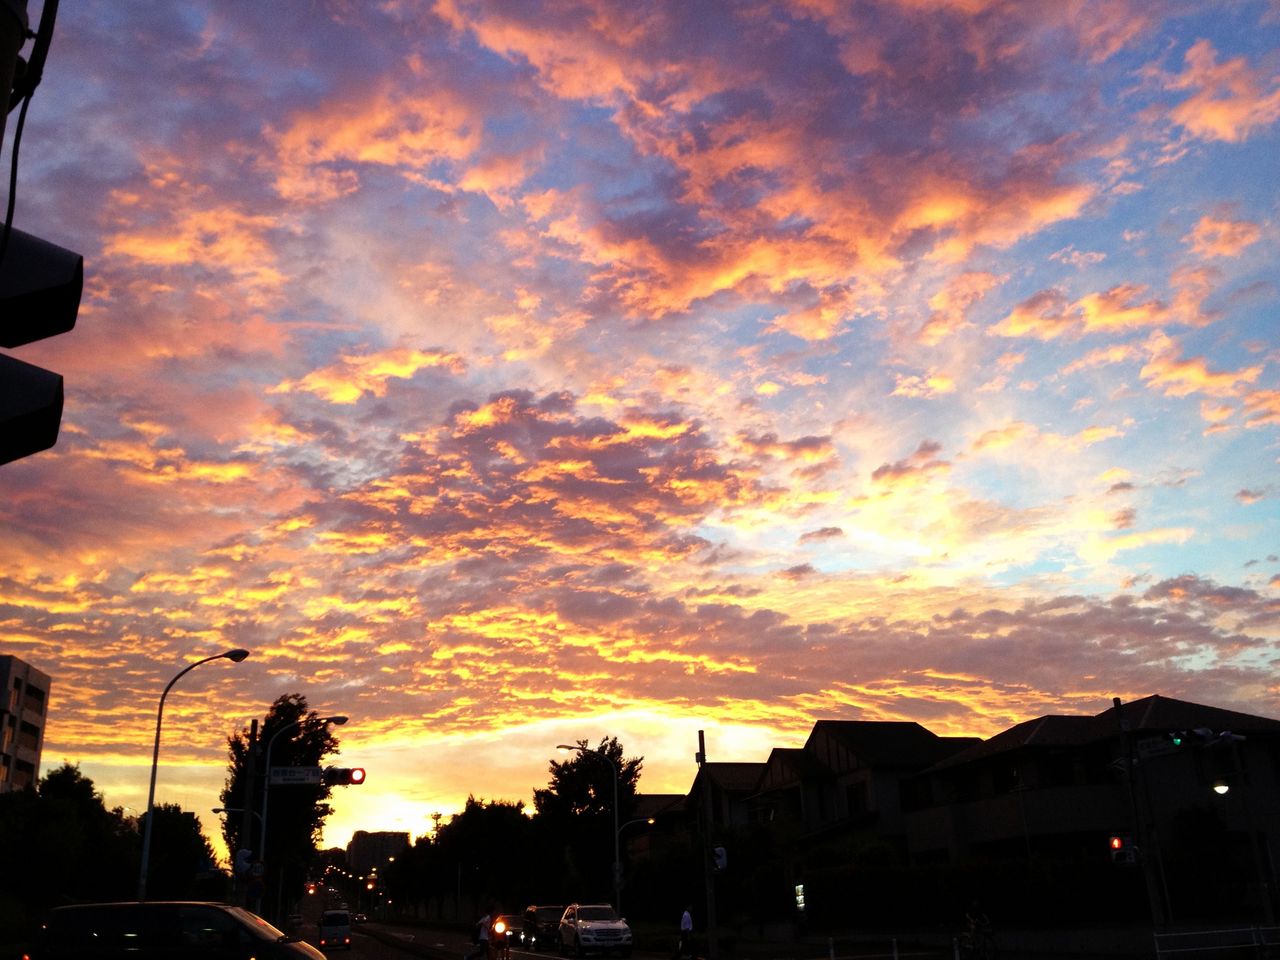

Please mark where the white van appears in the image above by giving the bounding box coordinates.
[317,909,353,951]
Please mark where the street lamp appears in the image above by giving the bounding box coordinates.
[618,816,655,838]
[558,743,621,914]
[137,648,250,900]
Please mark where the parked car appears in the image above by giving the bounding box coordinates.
[27,901,327,959]
[317,909,352,951]
[558,904,632,958]
[523,904,565,951]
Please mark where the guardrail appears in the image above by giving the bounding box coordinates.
[1154,926,1280,958]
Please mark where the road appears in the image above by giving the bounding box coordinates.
[292,921,542,960]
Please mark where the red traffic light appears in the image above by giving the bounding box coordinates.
[350,767,366,784]
[1109,836,1124,850]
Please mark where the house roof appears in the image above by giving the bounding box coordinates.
[761,746,831,783]
[690,761,768,795]
[927,694,1280,772]
[1105,694,1280,735]
[810,720,978,767]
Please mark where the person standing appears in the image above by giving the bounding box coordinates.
[465,905,493,960]
[677,905,693,959]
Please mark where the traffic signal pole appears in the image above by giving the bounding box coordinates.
[1112,697,1169,928]
[0,3,22,148]
[696,730,719,960]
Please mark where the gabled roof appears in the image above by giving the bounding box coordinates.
[1106,694,1280,735]
[809,720,977,767]
[927,694,1280,772]
[690,761,767,795]
[761,746,831,783]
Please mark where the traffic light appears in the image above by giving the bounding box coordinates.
[324,766,366,785]
[1,3,84,466]
[1109,835,1136,864]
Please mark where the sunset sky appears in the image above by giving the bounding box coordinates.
[2,0,1278,860]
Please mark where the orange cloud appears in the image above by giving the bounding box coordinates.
[918,271,1003,345]
[103,207,284,295]
[1242,389,1280,428]
[1140,333,1263,399]
[268,86,483,201]
[989,289,1072,340]
[995,267,1218,340]
[1166,40,1280,143]
[1167,40,1280,142]
[1183,214,1262,258]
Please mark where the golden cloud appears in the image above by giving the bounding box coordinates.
[271,348,467,404]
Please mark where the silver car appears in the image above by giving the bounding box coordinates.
[558,903,632,958]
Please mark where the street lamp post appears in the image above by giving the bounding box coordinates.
[137,648,250,901]
[558,743,621,914]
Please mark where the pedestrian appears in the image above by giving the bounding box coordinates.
[465,904,493,960]
[676,905,693,960]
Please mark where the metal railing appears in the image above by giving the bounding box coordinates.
[1154,926,1280,957]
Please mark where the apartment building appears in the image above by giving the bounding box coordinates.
[0,655,51,793]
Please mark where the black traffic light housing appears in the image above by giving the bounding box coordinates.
[1109,834,1136,864]
[1,1,83,466]
[324,766,366,786]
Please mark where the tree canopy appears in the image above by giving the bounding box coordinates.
[534,736,643,821]
[0,764,217,941]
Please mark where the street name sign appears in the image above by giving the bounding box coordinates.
[270,765,322,785]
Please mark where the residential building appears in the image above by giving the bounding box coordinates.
[0,655,51,793]
[902,695,1280,924]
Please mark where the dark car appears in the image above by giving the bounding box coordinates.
[523,904,565,951]
[27,901,327,960]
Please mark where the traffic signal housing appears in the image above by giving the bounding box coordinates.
[324,766,366,786]
[0,219,84,468]
[1109,834,1136,864]
[1,3,84,466]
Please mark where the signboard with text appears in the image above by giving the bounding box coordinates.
[270,765,322,785]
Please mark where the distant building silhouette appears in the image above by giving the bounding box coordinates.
[0,654,51,793]
[347,829,410,874]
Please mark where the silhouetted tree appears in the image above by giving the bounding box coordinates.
[144,802,219,899]
[220,693,342,920]
[532,737,642,904]
[0,764,216,940]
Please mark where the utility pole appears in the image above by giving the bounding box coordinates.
[696,730,719,960]
[240,719,258,907]
[1112,697,1168,927]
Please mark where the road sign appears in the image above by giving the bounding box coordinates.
[270,765,322,785]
